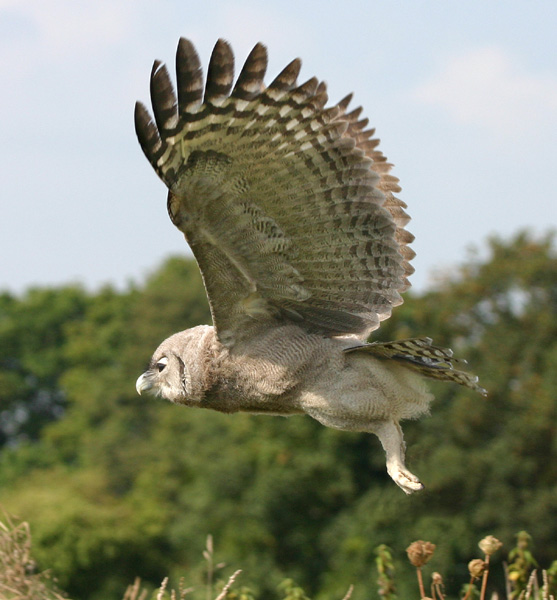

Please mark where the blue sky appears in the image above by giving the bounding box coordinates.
[2,0,556,294]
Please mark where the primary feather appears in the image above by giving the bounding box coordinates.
[135,39,485,494]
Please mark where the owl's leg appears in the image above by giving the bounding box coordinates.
[373,420,424,494]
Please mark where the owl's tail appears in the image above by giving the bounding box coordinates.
[344,337,487,396]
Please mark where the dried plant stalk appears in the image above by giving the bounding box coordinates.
[340,584,354,600]
[214,570,242,600]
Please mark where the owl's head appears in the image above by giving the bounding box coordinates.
[135,325,215,405]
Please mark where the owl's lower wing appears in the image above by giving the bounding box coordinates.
[135,39,414,345]
[344,338,487,395]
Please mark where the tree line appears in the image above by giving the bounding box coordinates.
[0,231,555,600]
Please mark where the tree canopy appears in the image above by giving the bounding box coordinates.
[0,231,555,600]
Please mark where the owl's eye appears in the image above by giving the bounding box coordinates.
[156,357,168,372]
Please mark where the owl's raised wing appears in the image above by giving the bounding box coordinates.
[135,39,415,346]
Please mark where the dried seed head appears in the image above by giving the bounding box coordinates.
[479,535,502,556]
[468,559,487,579]
[406,541,436,567]
[431,572,444,586]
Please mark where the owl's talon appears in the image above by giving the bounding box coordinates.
[389,468,424,494]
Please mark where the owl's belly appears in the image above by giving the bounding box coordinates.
[297,353,434,431]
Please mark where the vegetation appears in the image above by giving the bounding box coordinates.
[2,514,555,600]
[0,231,556,600]
[0,512,67,600]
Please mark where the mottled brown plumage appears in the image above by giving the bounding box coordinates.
[135,39,485,493]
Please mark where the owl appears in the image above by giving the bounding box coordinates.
[134,39,485,493]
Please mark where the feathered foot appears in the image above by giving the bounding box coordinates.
[374,421,424,494]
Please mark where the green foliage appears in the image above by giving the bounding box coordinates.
[277,579,311,600]
[224,588,256,600]
[0,286,88,446]
[507,531,539,599]
[0,230,556,599]
[460,583,480,600]
[374,544,397,599]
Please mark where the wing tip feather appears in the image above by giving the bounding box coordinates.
[268,57,302,91]
[232,42,268,100]
[205,38,235,103]
[176,37,203,111]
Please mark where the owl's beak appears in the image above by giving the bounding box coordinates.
[135,371,154,395]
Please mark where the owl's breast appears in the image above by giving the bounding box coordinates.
[202,325,339,415]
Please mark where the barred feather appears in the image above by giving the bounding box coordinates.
[232,43,267,100]
[176,38,203,112]
[205,39,234,103]
[150,61,178,132]
[344,338,487,395]
[268,58,301,92]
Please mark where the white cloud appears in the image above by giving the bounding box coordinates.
[412,46,557,139]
